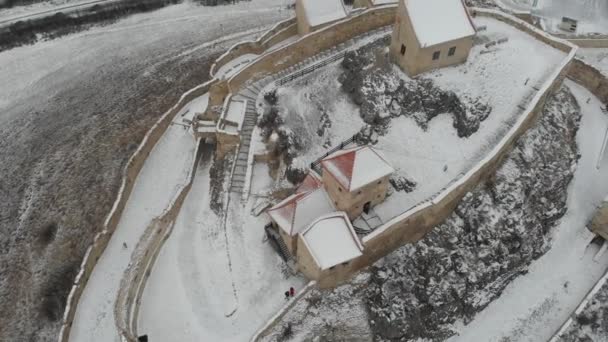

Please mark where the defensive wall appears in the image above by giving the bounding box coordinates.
[57,79,217,342]
[113,139,204,342]
[203,5,398,120]
[209,16,298,78]
[58,3,608,342]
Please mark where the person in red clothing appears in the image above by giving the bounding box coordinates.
[289,287,295,297]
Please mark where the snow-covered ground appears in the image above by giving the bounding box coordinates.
[0,0,292,126]
[535,0,608,35]
[216,53,260,80]
[138,155,306,341]
[495,0,535,12]
[0,0,114,24]
[0,1,296,340]
[496,0,608,35]
[68,94,204,341]
[447,79,608,342]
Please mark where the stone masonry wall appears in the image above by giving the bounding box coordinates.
[57,80,216,342]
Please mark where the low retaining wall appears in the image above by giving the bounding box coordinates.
[311,8,578,289]
[114,138,203,342]
[249,281,316,342]
[566,38,608,48]
[549,269,608,341]
[57,79,217,342]
[567,58,608,104]
[590,201,608,240]
[209,17,298,78]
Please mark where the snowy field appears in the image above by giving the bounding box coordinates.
[0,0,106,23]
[68,95,204,342]
[138,155,306,341]
[535,0,608,35]
[0,1,295,340]
[447,80,608,342]
[497,0,608,35]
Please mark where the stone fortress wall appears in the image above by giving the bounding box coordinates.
[58,2,608,341]
[209,16,298,78]
[57,79,217,342]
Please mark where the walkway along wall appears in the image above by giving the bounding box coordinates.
[565,60,608,245]
[209,17,298,78]
[567,58,608,104]
[203,5,398,121]
[57,80,217,342]
[311,8,578,288]
[114,139,204,342]
[228,6,396,91]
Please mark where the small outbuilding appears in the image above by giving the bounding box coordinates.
[297,212,364,279]
[321,146,394,219]
[266,175,335,255]
[295,0,348,35]
[390,0,476,76]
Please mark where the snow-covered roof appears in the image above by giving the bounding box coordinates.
[267,187,336,236]
[296,171,323,194]
[403,0,476,47]
[301,212,364,270]
[301,0,348,28]
[321,145,394,192]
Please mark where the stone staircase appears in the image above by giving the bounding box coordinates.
[353,208,383,235]
[264,224,293,262]
[227,26,393,195]
[230,86,261,193]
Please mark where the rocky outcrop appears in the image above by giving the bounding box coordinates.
[340,40,492,139]
[366,85,581,341]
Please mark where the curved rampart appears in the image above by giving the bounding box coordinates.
[226,5,397,92]
[114,139,203,342]
[57,79,217,342]
[568,57,608,103]
[209,17,298,78]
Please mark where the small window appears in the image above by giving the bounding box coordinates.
[357,190,362,195]
[377,180,382,185]
[377,194,381,198]
[334,201,338,206]
[400,44,406,55]
[448,46,456,56]
[432,51,440,60]
[338,187,342,192]
[329,266,336,270]
[342,261,349,266]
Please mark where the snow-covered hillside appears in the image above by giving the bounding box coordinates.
[0,1,292,340]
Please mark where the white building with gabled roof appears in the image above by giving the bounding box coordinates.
[264,146,394,286]
[390,0,476,76]
[321,145,394,219]
[298,212,364,277]
[295,0,348,35]
[266,171,335,254]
